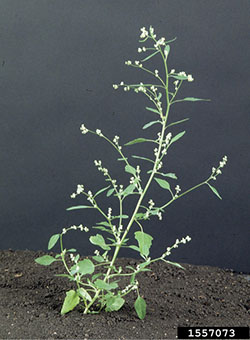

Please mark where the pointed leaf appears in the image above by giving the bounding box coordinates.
[145,107,160,115]
[164,45,170,58]
[77,288,92,302]
[125,165,136,176]
[35,255,57,266]
[128,245,141,252]
[89,234,111,250]
[132,155,154,163]
[159,172,177,179]
[61,290,80,315]
[94,185,110,198]
[170,74,188,80]
[207,183,222,200]
[122,183,136,196]
[182,97,210,102]
[170,131,186,144]
[66,205,93,211]
[141,50,159,62]
[125,138,152,146]
[154,178,171,191]
[107,188,115,197]
[134,231,153,257]
[166,118,189,129]
[48,234,60,250]
[165,260,185,270]
[92,255,105,263]
[134,296,146,320]
[142,120,161,130]
[77,259,95,275]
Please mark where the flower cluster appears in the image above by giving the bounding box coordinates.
[62,224,89,235]
[113,135,122,150]
[70,184,84,198]
[211,156,228,180]
[174,185,181,198]
[121,280,139,294]
[161,235,192,258]
[80,124,88,134]
[94,160,109,176]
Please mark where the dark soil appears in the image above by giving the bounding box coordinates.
[0,249,249,339]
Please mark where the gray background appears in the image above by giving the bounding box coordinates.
[0,0,249,272]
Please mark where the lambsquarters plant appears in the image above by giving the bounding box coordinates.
[35,26,228,319]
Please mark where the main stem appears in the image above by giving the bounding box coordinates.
[84,60,170,314]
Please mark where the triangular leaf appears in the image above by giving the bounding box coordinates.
[61,290,80,315]
[105,296,125,312]
[89,234,111,250]
[207,183,222,200]
[48,234,60,250]
[35,255,57,266]
[94,279,118,290]
[134,296,146,320]
[134,231,153,257]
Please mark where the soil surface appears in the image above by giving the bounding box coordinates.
[0,249,249,339]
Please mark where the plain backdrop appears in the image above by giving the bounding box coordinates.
[0,0,249,272]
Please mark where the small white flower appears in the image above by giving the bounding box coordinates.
[96,129,103,136]
[140,27,149,39]
[155,69,159,77]
[170,69,175,74]
[80,124,88,134]
[113,84,118,89]
[125,60,132,65]
[138,47,142,53]
[70,193,76,199]
[76,184,84,195]
[187,74,194,82]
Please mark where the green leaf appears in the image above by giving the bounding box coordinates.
[112,214,129,220]
[182,97,210,102]
[145,107,160,115]
[164,45,170,58]
[125,165,137,176]
[154,178,171,191]
[134,231,153,257]
[142,120,161,130]
[141,50,159,62]
[35,255,57,266]
[125,138,152,146]
[207,183,222,200]
[170,131,186,144]
[48,234,60,250]
[66,205,93,211]
[94,279,118,290]
[61,290,80,315]
[77,288,92,302]
[128,245,141,252]
[132,155,154,163]
[159,172,177,179]
[166,118,189,129]
[77,259,95,275]
[94,185,110,198]
[92,226,113,234]
[122,183,136,196]
[117,157,128,162]
[96,221,110,226]
[170,74,188,80]
[165,260,185,270]
[92,255,105,263]
[89,234,111,250]
[134,296,146,320]
[107,188,115,197]
[105,296,125,312]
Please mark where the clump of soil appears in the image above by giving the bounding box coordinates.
[0,249,249,339]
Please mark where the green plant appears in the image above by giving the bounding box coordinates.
[35,26,227,319]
